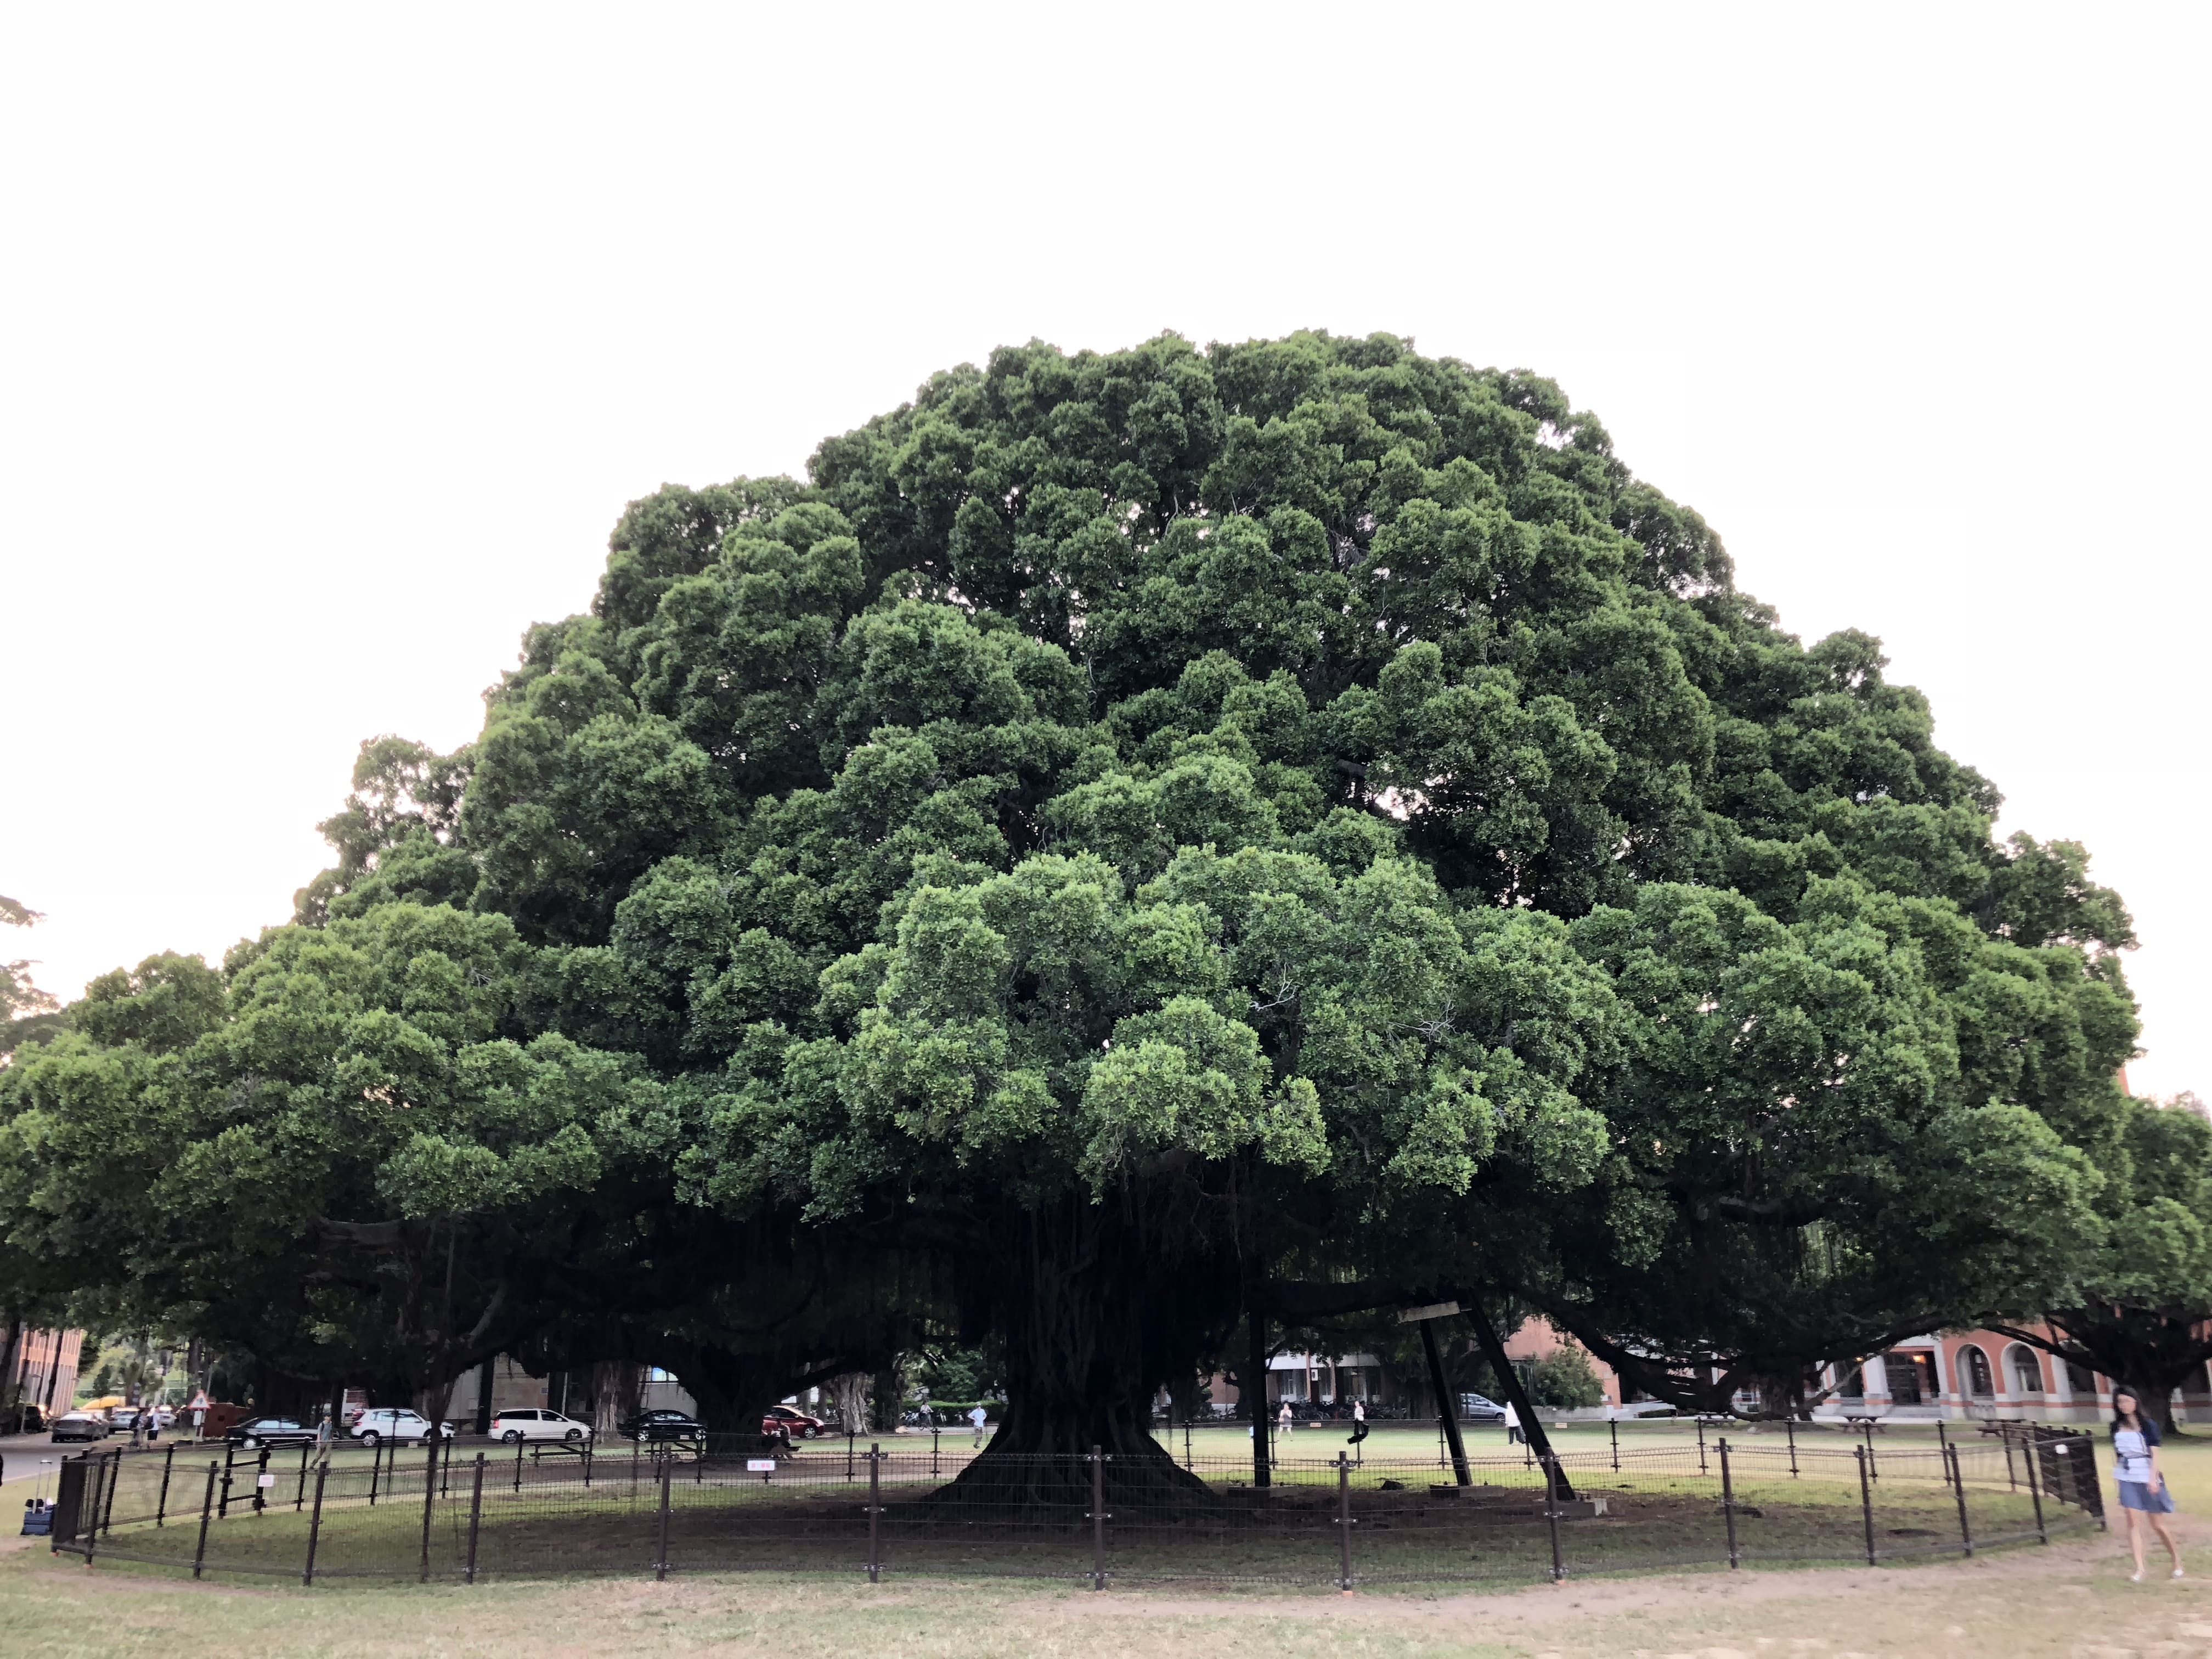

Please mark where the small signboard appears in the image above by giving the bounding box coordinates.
[745,1458,777,1473]
[188,1390,210,1410]
[256,1474,275,1488]
[1396,1301,1462,1324]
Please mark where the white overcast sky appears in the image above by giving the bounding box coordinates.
[2,4,2204,1096]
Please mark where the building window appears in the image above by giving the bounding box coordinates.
[2065,1360,2097,1397]
[2007,1346,2044,1396]
[1960,1346,1994,1398]
[1838,1364,1865,1402]
[1883,1350,1938,1406]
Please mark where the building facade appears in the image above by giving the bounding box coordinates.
[5,1327,84,1415]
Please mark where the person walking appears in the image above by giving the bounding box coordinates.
[316,1412,334,1464]
[2112,1387,2183,1581]
[1504,1400,1524,1446]
[1277,1400,1294,1442]
[968,1403,988,1448]
[1346,1398,1369,1450]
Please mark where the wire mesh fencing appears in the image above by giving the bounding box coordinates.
[44,1424,2104,1590]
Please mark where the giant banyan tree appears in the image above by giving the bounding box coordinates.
[2,332,2143,1483]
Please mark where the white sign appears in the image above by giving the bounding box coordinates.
[1396,1302,1462,1324]
[745,1458,777,1473]
[188,1391,210,1410]
[256,1474,276,1487]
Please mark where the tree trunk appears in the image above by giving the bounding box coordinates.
[937,1198,1225,1508]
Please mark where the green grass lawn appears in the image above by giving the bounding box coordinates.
[2,1445,2206,1659]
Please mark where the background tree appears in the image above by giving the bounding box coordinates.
[1993,1093,2212,1432]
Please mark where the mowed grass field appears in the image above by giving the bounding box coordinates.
[2,1428,2205,1657]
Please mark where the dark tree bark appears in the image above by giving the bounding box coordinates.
[938,1196,1233,1506]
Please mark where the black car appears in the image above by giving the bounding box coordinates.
[228,1416,321,1449]
[617,1408,704,1444]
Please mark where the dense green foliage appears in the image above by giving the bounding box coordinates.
[3,330,2191,1442]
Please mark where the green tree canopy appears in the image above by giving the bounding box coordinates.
[1,331,2155,1457]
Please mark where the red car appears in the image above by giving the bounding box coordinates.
[762,1404,825,1440]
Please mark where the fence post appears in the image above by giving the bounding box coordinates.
[1336,1452,1353,1593]
[1184,1416,1193,1470]
[297,1440,310,1510]
[157,1442,176,1527]
[82,1457,106,1566]
[932,1425,940,1477]
[2024,1430,2047,1543]
[1946,1443,1972,1557]
[1543,1453,1565,1582]
[96,1451,118,1538]
[1696,1416,1708,1476]
[368,1438,381,1508]
[847,1426,856,1484]
[192,1461,218,1579]
[514,1432,525,1494]
[1090,1444,1107,1592]
[251,1447,270,1514]
[1937,1419,1952,1490]
[866,1443,881,1584]
[1719,1438,1739,1568]
[465,1453,487,1583]
[584,1439,593,1490]
[419,1435,441,1583]
[654,1453,672,1582]
[1787,1417,1798,1477]
[1855,1445,1876,1566]
[1609,1417,1618,1473]
[1863,1419,1877,1482]
[303,1462,329,1585]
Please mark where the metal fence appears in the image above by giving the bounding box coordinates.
[41,1422,2103,1590]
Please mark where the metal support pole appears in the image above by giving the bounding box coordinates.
[1719,1438,1739,1568]
[1697,1416,1707,1475]
[1787,1417,1798,1477]
[368,1439,381,1508]
[1184,1416,1193,1470]
[866,1443,881,1583]
[514,1432,524,1494]
[1946,1443,1972,1556]
[1090,1445,1107,1592]
[655,1453,673,1582]
[2024,1430,2047,1543]
[1855,1445,1876,1566]
[1609,1417,1618,1472]
[192,1462,217,1579]
[465,1453,486,1583]
[1418,1318,1470,1486]
[297,1440,310,1510]
[1937,1417,1950,1489]
[303,1463,328,1585]
[846,1427,855,1483]
[931,1425,939,1477]
[1336,1452,1353,1593]
[1543,1453,1565,1582]
[419,1435,440,1583]
[251,1447,270,1513]
[157,1442,176,1526]
[1248,1310,1272,1489]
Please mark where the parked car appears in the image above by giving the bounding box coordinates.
[229,1417,320,1449]
[492,1409,592,1444]
[763,1404,825,1440]
[616,1409,704,1444]
[349,1408,454,1447]
[49,1412,109,1443]
[1457,1392,1508,1423]
[108,1406,140,1433]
